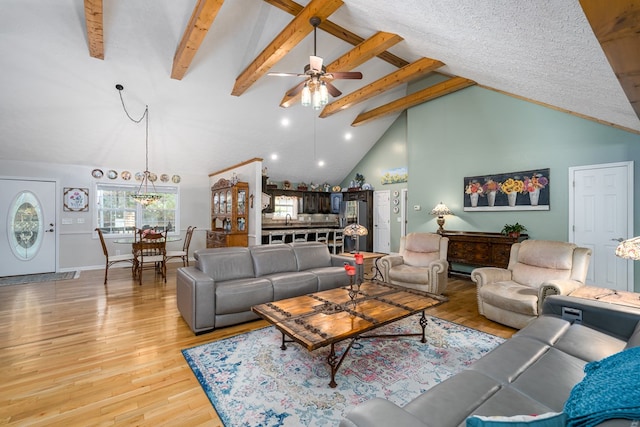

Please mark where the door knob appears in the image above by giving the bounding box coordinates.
[612,237,624,242]
[45,228,54,232]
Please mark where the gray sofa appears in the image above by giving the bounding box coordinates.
[176,242,354,334]
[341,295,640,427]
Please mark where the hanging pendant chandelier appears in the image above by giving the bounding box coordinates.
[116,84,161,206]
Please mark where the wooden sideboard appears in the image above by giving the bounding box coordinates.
[440,231,528,277]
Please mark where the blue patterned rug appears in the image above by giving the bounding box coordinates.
[183,314,505,426]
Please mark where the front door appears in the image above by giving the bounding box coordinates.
[0,179,57,276]
[569,162,633,291]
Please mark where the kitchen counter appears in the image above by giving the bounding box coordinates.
[261,223,339,230]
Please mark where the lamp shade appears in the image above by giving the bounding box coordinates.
[430,202,453,217]
[343,223,368,236]
[616,236,640,260]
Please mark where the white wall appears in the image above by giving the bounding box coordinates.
[0,159,211,271]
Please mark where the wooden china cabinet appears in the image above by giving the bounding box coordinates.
[206,179,249,248]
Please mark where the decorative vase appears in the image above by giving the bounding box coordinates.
[507,191,517,207]
[470,193,479,207]
[529,188,540,206]
[508,231,520,238]
[487,191,496,207]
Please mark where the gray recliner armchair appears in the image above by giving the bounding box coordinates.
[471,239,592,329]
[379,232,449,295]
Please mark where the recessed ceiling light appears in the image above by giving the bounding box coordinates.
[318,160,325,167]
[281,118,290,127]
[344,132,352,140]
[271,153,278,160]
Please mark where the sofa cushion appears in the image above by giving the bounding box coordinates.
[195,248,255,281]
[291,242,332,271]
[309,266,350,291]
[553,323,627,362]
[479,282,538,315]
[517,240,576,270]
[389,264,430,285]
[402,233,441,267]
[250,244,297,277]
[215,277,273,315]
[510,348,587,412]
[266,271,318,300]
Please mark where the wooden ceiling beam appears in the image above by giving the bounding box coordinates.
[231,0,344,96]
[84,0,104,59]
[580,0,640,119]
[171,0,226,80]
[263,0,408,68]
[279,31,404,108]
[351,76,475,127]
[319,57,443,118]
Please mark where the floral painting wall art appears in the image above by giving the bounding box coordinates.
[463,169,550,211]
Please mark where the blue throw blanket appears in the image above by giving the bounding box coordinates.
[564,346,640,427]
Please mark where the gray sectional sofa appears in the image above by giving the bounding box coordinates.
[341,295,640,427]
[176,242,354,334]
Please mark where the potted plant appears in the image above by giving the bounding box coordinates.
[501,222,527,238]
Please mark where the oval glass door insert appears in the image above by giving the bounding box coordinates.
[8,191,44,260]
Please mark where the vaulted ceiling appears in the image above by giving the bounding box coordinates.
[1,0,638,184]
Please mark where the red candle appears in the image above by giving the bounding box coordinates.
[344,265,356,276]
[354,253,364,265]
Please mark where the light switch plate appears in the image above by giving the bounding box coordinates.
[413,205,421,211]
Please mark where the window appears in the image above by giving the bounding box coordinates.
[95,183,179,237]
[273,195,299,219]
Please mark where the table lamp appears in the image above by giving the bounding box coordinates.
[616,236,640,260]
[343,223,368,253]
[430,202,453,234]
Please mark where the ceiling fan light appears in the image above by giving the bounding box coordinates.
[301,84,311,107]
[319,82,329,105]
[312,89,322,110]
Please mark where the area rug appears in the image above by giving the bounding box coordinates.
[0,271,79,286]
[182,314,505,426]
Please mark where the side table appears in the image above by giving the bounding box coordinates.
[339,251,386,280]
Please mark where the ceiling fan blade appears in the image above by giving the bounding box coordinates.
[327,71,363,80]
[309,55,323,72]
[268,72,305,77]
[285,80,309,97]
[325,81,342,97]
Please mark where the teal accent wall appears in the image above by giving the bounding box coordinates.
[341,112,408,252]
[349,78,640,289]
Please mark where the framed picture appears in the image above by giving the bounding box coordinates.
[63,187,89,212]
[463,168,550,211]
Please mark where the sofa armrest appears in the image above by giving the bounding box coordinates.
[176,266,216,334]
[470,267,512,287]
[538,279,585,312]
[542,295,640,340]
[340,398,429,427]
[331,254,356,267]
[379,255,404,282]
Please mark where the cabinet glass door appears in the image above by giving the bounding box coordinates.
[213,192,219,214]
[219,191,226,214]
[226,190,232,213]
[237,190,246,215]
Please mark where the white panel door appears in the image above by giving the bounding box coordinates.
[0,179,57,276]
[373,190,390,254]
[570,162,633,291]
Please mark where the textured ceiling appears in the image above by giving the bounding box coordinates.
[0,0,637,184]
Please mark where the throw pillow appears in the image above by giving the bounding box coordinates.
[466,412,567,427]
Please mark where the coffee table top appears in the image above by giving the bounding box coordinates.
[252,281,448,351]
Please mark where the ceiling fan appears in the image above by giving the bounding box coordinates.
[268,16,363,106]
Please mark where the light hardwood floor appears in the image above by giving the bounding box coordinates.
[0,264,515,426]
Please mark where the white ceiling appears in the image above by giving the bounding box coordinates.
[1,0,638,184]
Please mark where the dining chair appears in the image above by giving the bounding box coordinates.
[166,226,196,267]
[95,228,135,285]
[132,239,167,285]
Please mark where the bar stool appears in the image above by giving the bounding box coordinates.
[328,230,344,254]
[269,231,285,244]
[315,229,329,244]
[293,230,308,242]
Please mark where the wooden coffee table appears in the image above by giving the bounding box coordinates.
[252,281,448,387]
